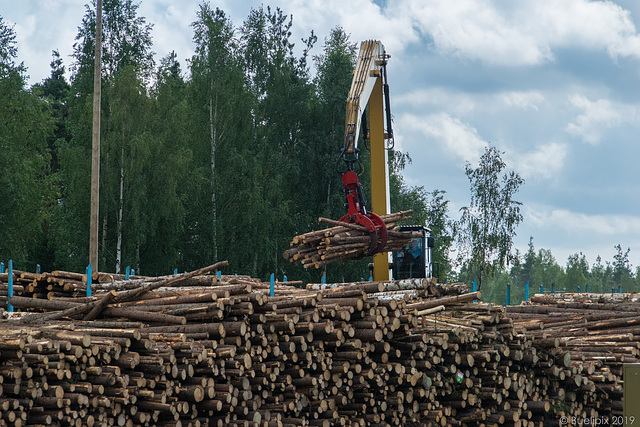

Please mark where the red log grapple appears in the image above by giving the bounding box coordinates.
[339,171,388,256]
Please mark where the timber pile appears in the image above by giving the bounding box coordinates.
[506,292,640,420]
[284,210,419,269]
[0,265,631,426]
[0,270,89,304]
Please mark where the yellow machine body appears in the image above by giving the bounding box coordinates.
[343,41,392,281]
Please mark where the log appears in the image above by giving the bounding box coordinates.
[9,296,186,324]
[406,292,481,311]
[115,261,229,302]
[286,211,418,268]
[83,290,116,321]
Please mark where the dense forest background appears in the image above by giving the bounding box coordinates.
[2,1,640,305]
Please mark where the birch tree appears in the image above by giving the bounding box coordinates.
[190,5,238,261]
[240,5,317,278]
[187,5,254,271]
[59,0,154,272]
[456,146,524,290]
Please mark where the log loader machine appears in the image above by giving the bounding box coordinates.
[335,40,433,281]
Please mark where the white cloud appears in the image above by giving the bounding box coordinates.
[399,0,548,65]
[509,142,567,181]
[515,204,640,266]
[394,88,477,116]
[396,0,640,66]
[500,91,544,111]
[282,0,418,56]
[139,1,200,63]
[526,205,640,236]
[396,88,544,115]
[565,95,636,144]
[6,1,87,83]
[534,0,640,61]
[401,112,487,164]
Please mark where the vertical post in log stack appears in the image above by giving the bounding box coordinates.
[7,259,13,312]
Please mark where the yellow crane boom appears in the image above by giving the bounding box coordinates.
[337,40,393,281]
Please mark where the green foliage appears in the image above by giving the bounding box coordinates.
[388,150,454,282]
[424,190,454,283]
[0,16,21,76]
[7,4,640,296]
[0,18,57,270]
[613,244,633,289]
[29,51,71,270]
[456,145,524,290]
[186,4,254,273]
[72,0,154,80]
[54,0,156,273]
[475,237,640,305]
[565,252,588,291]
[389,151,427,225]
[140,52,191,275]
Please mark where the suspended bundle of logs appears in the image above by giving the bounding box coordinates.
[284,210,419,269]
[0,265,636,426]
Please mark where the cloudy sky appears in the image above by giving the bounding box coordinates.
[4,0,640,270]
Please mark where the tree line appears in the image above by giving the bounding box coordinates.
[1,1,637,295]
[0,2,444,283]
[470,240,640,306]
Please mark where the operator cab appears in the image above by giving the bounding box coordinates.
[392,226,434,279]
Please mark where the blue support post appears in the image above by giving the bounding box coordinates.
[540,284,543,294]
[619,285,622,293]
[270,273,275,297]
[86,264,92,297]
[283,275,287,283]
[321,274,326,284]
[36,264,41,274]
[7,260,14,312]
[126,266,131,280]
[577,286,581,293]
[472,280,477,302]
[174,268,178,275]
[525,282,529,301]
[131,269,135,277]
[506,283,511,306]
[551,282,555,294]
[0,262,4,273]
[586,283,589,293]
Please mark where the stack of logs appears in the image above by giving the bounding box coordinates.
[506,291,640,420]
[284,210,420,269]
[0,265,634,426]
[0,270,89,303]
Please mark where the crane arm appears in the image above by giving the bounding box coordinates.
[343,41,392,157]
[335,40,394,279]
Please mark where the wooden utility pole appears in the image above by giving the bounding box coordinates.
[90,0,102,272]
